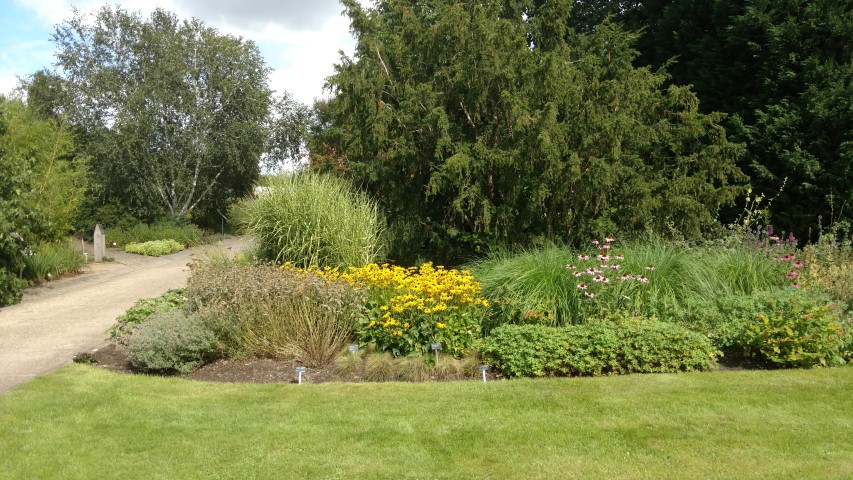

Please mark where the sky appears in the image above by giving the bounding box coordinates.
[0,0,365,105]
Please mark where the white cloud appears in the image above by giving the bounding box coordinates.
[9,0,362,105]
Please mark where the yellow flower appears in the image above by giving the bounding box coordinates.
[436,322,445,329]
[403,322,410,328]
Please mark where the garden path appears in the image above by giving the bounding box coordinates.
[0,236,250,394]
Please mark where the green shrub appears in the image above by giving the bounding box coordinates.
[22,240,86,283]
[107,221,205,247]
[186,258,366,366]
[744,302,849,368]
[232,172,385,268]
[126,309,218,375]
[124,239,185,256]
[0,269,28,307]
[479,321,718,378]
[672,287,838,350]
[110,289,187,344]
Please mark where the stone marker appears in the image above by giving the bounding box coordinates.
[93,224,106,262]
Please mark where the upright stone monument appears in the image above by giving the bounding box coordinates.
[93,224,106,263]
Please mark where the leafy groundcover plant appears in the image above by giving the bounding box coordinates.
[126,309,218,375]
[479,320,718,378]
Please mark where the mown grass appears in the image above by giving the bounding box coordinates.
[1,365,851,479]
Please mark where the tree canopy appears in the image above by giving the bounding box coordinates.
[49,6,272,221]
[586,0,853,238]
[310,0,745,262]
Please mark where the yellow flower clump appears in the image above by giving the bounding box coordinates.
[280,261,489,355]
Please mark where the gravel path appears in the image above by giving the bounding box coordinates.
[0,236,250,394]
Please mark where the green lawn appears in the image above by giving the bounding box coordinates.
[1,366,852,479]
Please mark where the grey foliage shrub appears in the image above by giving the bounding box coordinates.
[232,172,385,268]
[126,309,218,375]
[479,321,718,378]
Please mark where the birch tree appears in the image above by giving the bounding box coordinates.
[51,6,271,220]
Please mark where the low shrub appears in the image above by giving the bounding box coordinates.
[126,309,218,375]
[672,287,842,351]
[479,321,718,378]
[233,172,385,268]
[110,289,187,344]
[124,239,185,256]
[801,222,853,306]
[106,221,206,247]
[186,258,365,366]
[744,302,849,368]
[0,268,28,307]
[22,240,86,283]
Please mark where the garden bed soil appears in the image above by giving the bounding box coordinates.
[75,343,483,384]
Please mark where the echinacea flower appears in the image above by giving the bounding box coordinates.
[786,271,800,279]
[793,261,803,269]
[598,254,610,262]
[577,283,588,290]
[574,272,583,277]
[605,236,615,243]
[791,282,799,288]
[578,254,590,261]
[601,244,611,250]
[638,275,649,284]
[615,253,624,260]
[593,275,605,282]
[566,263,576,270]
[591,239,600,246]
[585,291,595,298]
[645,265,655,271]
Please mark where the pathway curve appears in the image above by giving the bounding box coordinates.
[0,236,249,394]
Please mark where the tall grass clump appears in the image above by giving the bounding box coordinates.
[470,237,791,330]
[232,173,385,268]
[186,255,366,366]
[106,220,206,247]
[469,245,583,328]
[23,240,86,283]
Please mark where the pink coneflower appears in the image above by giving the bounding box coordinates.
[585,291,595,298]
[791,282,800,288]
[605,236,615,243]
[615,253,624,260]
[600,264,610,269]
[638,275,649,284]
[598,254,610,262]
[566,263,576,270]
[646,265,656,271]
[619,274,631,281]
[574,272,583,277]
[610,264,621,270]
[769,235,781,242]
[578,254,590,261]
[577,283,588,290]
[591,239,600,246]
[601,244,611,250]
[793,261,803,269]
[593,275,606,283]
[786,271,800,279]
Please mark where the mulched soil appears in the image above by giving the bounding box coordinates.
[75,343,445,384]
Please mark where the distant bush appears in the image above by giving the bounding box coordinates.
[124,239,184,256]
[232,172,385,268]
[0,269,28,307]
[126,309,218,375]
[110,289,187,344]
[186,257,365,366]
[107,221,205,248]
[479,321,718,378]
